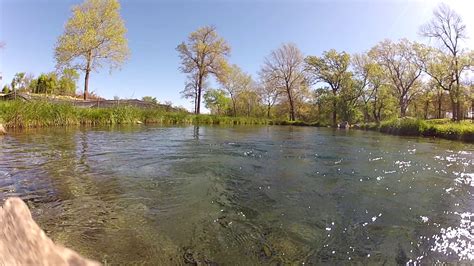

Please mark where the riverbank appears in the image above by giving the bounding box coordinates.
[356,118,474,142]
[0,101,270,128]
[1,101,473,142]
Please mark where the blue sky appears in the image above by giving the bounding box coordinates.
[1,0,472,112]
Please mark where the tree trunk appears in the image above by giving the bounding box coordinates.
[454,57,461,121]
[83,51,92,100]
[399,97,407,118]
[194,92,198,114]
[332,89,337,127]
[267,105,271,118]
[456,101,462,121]
[424,100,429,120]
[287,88,295,121]
[450,98,457,121]
[232,100,237,117]
[363,104,370,123]
[83,69,90,100]
[196,74,203,115]
[437,93,443,119]
[372,95,378,123]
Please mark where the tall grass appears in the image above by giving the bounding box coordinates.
[366,117,474,142]
[0,101,270,128]
[2,101,472,142]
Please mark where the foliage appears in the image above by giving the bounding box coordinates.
[260,43,306,121]
[419,4,472,121]
[369,39,423,117]
[203,89,231,115]
[305,49,353,125]
[11,72,33,92]
[142,96,158,104]
[34,73,59,94]
[55,0,129,100]
[176,26,231,114]
[0,101,269,128]
[218,64,253,116]
[2,85,11,94]
[58,69,79,95]
[363,117,474,142]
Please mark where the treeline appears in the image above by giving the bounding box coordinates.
[2,69,79,96]
[177,4,473,125]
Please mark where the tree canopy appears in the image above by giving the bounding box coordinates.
[55,0,129,100]
[176,26,231,114]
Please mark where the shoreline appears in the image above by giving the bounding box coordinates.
[1,101,472,143]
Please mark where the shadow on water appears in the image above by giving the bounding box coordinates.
[0,125,472,264]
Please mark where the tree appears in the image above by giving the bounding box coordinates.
[420,4,471,121]
[219,64,253,116]
[58,69,79,95]
[369,39,423,117]
[257,77,281,118]
[181,71,200,114]
[2,85,10,94]
[353,53,374,122]
[176,26,231,114]
[142,96,158,104]
[203,89,231,115]
[352,53,391,123]
[305,49,352,126]
[55,0,129,100]
[35,73,59,94]
[236,85,260,117]
[261,43,306,121]
[11,72,25,90]
[11,72,31,98]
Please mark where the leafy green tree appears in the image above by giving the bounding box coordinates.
[305,49,352,126]
[11,72,26,92]
[142,96,158,104]
[219,64,253,116]
[420,4,471,121]
[177,26,231,114]
[261,43,306,121]
[372,85,398,122]
[203,89,231,115]
[2,85,10,94]
[236,86,260,117]
[418,48,472,121]
[369,39,423,117]
[55,0,129,100]
[352,53,391,123]
[35,73,59,94]
[58,69,79,95]
[257,78,282,118]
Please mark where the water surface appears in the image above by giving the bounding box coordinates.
[0,125,472,264]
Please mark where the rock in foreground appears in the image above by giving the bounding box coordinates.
[0,197,101,266]
[0,124,6,135]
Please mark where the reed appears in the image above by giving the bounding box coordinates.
[366,117,473,142]
[0,101,270,128]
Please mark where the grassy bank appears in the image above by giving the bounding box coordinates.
[269,120,326,127]
[358,118,474,142]
[0,101,270,128]
[2,101,472,142]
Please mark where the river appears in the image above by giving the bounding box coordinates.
[0,125,472,264]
